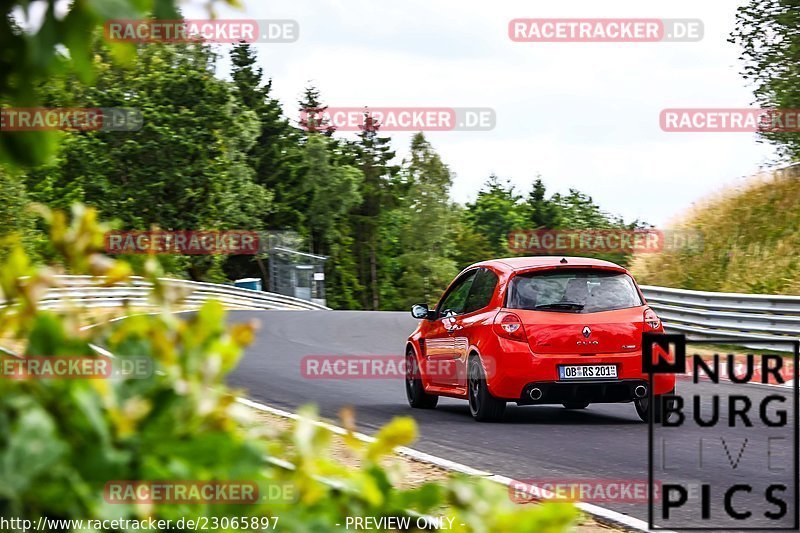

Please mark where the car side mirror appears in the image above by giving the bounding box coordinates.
[411,303,433,320]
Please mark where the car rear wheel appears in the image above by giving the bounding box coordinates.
[634,387,676,422]
[405,350,438,409]
[562,401,590,410]
[468,356,505,422]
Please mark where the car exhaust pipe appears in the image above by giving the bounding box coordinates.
[529,388,543,401]
[634,385,647,398]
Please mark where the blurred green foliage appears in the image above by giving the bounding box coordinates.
[0,0,240,167]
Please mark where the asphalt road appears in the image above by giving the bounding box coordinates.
[226,310,798,530]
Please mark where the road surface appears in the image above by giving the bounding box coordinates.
[226,310,798,530]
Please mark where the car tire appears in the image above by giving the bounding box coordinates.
[468,355,506,422]
[562,401,590,410]
[634,387,676,422]
[405,349,438,409]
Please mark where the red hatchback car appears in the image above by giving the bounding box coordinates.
[405,256,676,421]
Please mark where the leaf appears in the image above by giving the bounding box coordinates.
[86,0,142,20]
[73,386,112,444]
[62,5,97,83]
[153,0,182,19]
[1,405,68,493]
[366,416,416,462]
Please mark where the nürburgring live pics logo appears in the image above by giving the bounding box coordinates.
[643,332,799,530]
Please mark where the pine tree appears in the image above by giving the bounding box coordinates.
[463,176,526,256]
[392,133,459,308]
[230,43,307,231]
[351,111,397,309]
[525,178,561,228]
[304,135,365,308]
[298,85,336,136]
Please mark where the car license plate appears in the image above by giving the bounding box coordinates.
[558,364,618,380]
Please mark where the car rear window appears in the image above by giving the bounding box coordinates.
[507,269,642,313]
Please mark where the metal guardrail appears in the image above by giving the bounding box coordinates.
[641,285,800,352]
[21,275,330,312]
[6,276,800,349]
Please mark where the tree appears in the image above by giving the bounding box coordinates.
[450,216,494,271]
[731,0,800,161]
[351,112,398,309]
[231,42,271,111]
[0,0,241,167]
[298,85,336,136]
[0,167,40,260]
[547,188,644,266]
[524,178,561,228]
[231,44,306,232]
[227,43,309,284]
[551,189,617,230]
[23,41,269,281]
[391,133,459,308]
[463,176,527,256]
[304,135,365,308]
[305,137,361,254]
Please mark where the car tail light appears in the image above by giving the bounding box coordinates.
[644,308,661,330]
[494,311,526,341]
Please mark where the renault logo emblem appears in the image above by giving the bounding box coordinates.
[582,326,591,338]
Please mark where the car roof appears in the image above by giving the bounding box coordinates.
[468,256,627,272]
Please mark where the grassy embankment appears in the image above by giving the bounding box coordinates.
[632,164,800,295]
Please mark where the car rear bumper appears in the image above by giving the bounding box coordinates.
[517,378,649,405]
[484,340,676,400]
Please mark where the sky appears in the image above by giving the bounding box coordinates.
[186,0,777,226]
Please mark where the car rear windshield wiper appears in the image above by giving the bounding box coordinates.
[534,302,585,311]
